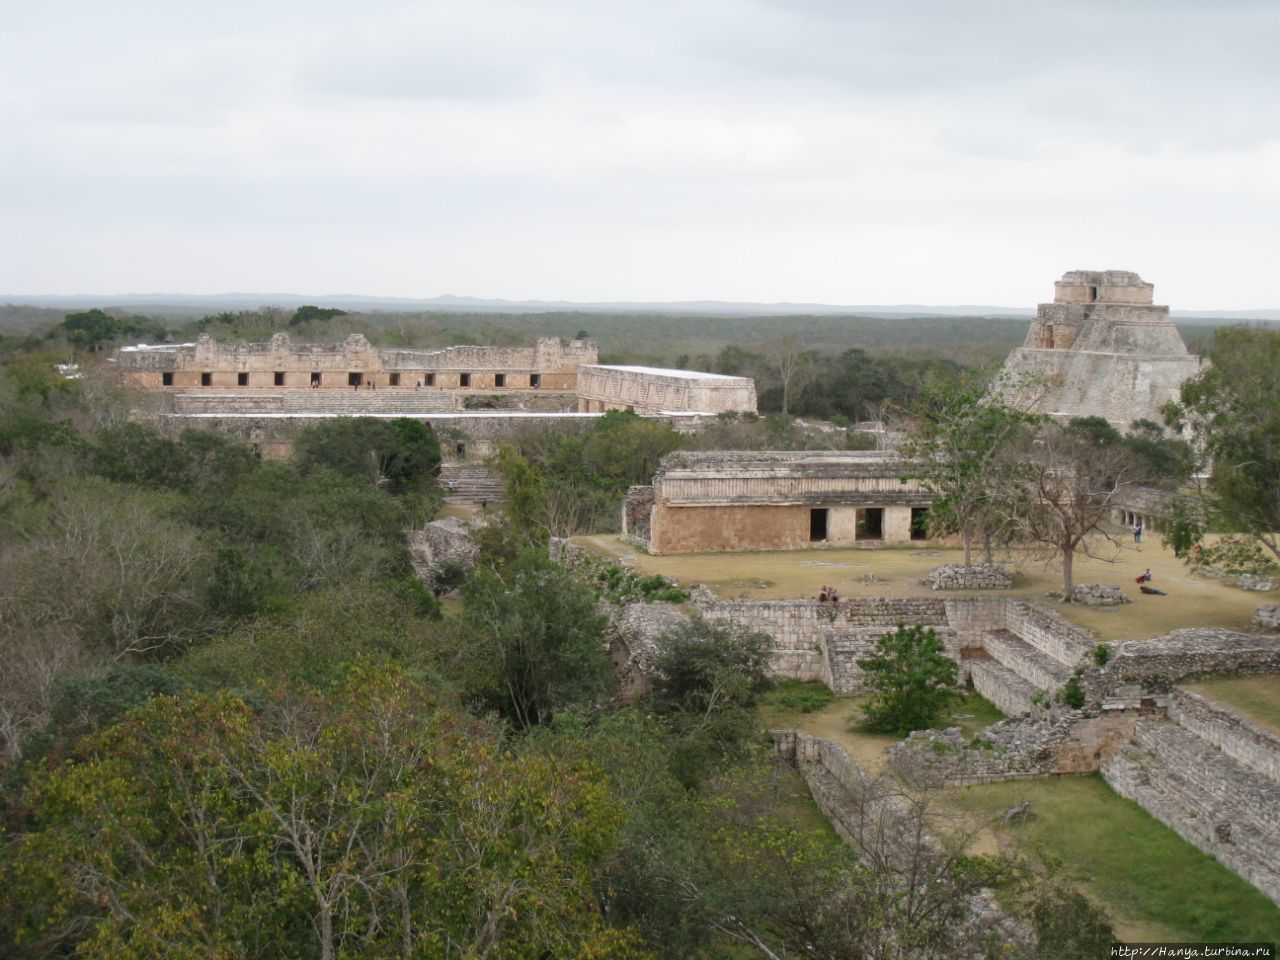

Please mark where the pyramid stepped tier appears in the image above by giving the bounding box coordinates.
[1000,270,1202,430]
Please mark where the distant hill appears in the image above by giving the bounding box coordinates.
[1,292,1275,323]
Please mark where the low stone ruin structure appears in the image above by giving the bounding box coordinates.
[624,450,934,554]
[926,564,1012,591]
[1070,583,1131,606]
[1255,605,1280,631]
[1001,270,1202,430]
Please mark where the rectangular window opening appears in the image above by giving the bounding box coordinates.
[348,372,363,387]
[426,373,436,387]
[809,508,828,542]
[389,373,400,386]
[310,372,321,387]
[161,371,174,386]
[530,373,541,388]
[201,372,212,387]
[494,373,505,388]
[274,371,286,386]
[856,508,884,541]
[460,373,471,387]
[237,372,249,386]
[911,507,930,541]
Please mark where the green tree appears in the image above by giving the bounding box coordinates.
[900,382,1041,564]
[293,417,441,494]
[461,550,613,728]
[857,624,958,735]
[9,665,646,960]
[648,620,774,786]
[57,308,163,352]
[1165,325,1280,562]
[289,304,348,326]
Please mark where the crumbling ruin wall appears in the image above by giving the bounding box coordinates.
[1168,688,1280,783]
[1101,718,1280,907]
[693,592,948,682]
[1102,628,1280,691]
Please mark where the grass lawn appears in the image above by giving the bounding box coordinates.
[945,775,1280,943]
[761,683,1280,941]
[575,531,1277,642]
[1183,675,1280,737]
[760,683,1004,773]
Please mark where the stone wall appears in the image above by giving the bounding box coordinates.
[155,410,715,460]
[621,485,654,542]
[692,592,948,683]
[1103,628,1280,690]
[926,564,1013,590]
[1168,688,1280,784]
[576,364,757,415]
[1102,719,1280,906]
[1004,601,1094,667]
[774,731,1029,948]
[889,711,1141,788]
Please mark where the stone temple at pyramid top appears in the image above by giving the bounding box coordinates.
[1001,270,1201,429]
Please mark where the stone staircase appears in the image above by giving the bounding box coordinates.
[440,464,504,505]
[173,389,460,415]
[1102,718,1280,904]
[969,625,1082,717]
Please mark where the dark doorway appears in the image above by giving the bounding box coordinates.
[348,372,363,387]
[162,372,174,386]
[494,373,506,388]
[426,373,436,387]
[389,373,400,386]
[460,373,471,387]
[455,442,466,459]
[237,372,249,386]
[201,372,212,386]
[857,508,884,540]
[311,372,321,386]
[530,373,541,388]
[275,371,286,386]
[809,508,828,542]
[1088,285,1098,302]
[911,507,930,541]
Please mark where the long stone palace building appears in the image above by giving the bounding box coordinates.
[111,332,757,459]
[1001,269,1202,428]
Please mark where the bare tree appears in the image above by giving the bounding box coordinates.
[763,335,809,415]
[1000,421,1145,596]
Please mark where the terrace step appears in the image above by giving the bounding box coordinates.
[982,628,1074,693]
[1102,719,1280,905]
[967,660,1040,718]
[439,464,504,505]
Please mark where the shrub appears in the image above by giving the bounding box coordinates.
[857,624,958,735]
[1059,670,1086,710]
[1092,642,1111,668]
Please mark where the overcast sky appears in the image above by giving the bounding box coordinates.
[2,0,1277,308]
